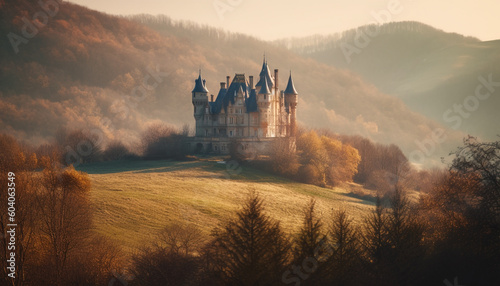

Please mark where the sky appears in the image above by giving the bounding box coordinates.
[69,0,500,41]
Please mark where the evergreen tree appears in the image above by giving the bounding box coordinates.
[207,192,291,286]
[292,199,328,285]
[324,209,361,286]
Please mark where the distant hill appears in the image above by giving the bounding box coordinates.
[0,2,464,166]
[275,21,500,142]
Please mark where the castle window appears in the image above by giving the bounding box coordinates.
[229,117,234,124]
[264,94,267,100]
[214,128,217,135]
[229,130,233,137]
[215,145,218,151]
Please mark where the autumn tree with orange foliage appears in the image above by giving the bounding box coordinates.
[297,131,360,186]
[0,134,123,286]
[0,134,38,286]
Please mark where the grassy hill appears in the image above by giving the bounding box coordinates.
[78,159,377,254]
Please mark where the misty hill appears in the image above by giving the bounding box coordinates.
[275,22,500,142]
[0,2,463,165]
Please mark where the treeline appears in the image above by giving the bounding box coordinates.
[273,21,479,55]
[233,128,410,189]
[0,134,123,285]
[126,14,255,43]
[128,136,500,286]
[42,124,420,195]
[30,123,190,166]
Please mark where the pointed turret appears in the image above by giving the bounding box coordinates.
[256,56,274,89]
[192,70,209,93]
[192,70,209,135]
[284,71,298,137]
[284,72,298,95]
[259,75,271,95]
[259,55,269,77]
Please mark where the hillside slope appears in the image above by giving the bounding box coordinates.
[1,3,463,165]
[276,22,500,141]
[79,159,377,253]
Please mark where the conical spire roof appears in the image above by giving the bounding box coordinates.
[257,56,274,88]
[259,75,271,94]
[284,71,298,95]
[192,70,209,93]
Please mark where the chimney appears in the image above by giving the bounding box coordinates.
[274,69,279,90]
[220,82,226,89]
[211,94,214,102]
[226,76,230,88]
[249,76,254,89]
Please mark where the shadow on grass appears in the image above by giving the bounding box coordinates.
[77,159,207,174]
[344,192,377,206]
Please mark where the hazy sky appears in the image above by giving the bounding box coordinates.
[69,0,500,41]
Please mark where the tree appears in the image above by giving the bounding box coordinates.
[297,131,361,187]
[324,209,361,285]
[141,123,187,160]
[103,140,131,161]
[35,157,93,286]
[297,131,329,186]
[0,135,38,286]
[206,192,291,286]
[321,135,360,185]
[131,246,200,286]
[449,136,500,236]
[56,128,104,164]
[294,199,326,261]
[290,199,328,285]
[156,223,206,256]
[385,186,425,285]
[360,196,391,285]
[269,137,300,177]
[418,137,500,284]
[140,123,177,156]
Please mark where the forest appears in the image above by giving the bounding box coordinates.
[1,129,499,285]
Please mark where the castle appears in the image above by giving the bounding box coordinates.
[187,58,298,154]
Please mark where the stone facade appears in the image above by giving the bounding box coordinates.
[187,58,298,154]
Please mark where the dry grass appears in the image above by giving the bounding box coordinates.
[78,159,376,255]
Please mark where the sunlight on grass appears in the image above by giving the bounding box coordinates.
[79,160,375,255]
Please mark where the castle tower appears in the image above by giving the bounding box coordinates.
[258,75,272,137]
[284,71,298,137]
[192,70,209,137]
